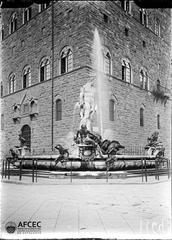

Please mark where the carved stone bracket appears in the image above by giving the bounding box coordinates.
[12,103,21,123]
[29,98,38,120]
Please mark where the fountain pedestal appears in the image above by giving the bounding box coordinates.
[78,144,96,169]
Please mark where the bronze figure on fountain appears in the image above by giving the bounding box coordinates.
[74,124,90,144]
[145,131,165,157]
[74,124,125,166]
[19,132,26,147]
[54,144,69,166]
[9,132,28,163]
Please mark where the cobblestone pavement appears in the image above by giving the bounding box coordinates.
[1,176,171,239]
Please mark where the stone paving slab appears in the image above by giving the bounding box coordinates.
[0,176,171,239]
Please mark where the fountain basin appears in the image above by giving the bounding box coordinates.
[93,161,106,170]
[13,156,155,171]
[55,161,82,169]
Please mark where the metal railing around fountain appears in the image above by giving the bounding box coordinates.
[1,158,38,183]
[1,154,171,183]
[119,146,146,156]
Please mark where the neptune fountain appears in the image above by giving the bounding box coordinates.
[8,29,166,171]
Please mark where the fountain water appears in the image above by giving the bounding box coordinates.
[93,28,106,137]
[57,28,110,161]
[71,28,107,137]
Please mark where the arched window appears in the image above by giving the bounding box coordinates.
[1,26,4,40]
[104,51,111,75]
[40,58,50,82]
[140,70,144,89]
[23,66,31,89]
[140,9,148,27]
[144,72,149,90]
[122,59,131,83]
[157,114,160,129]
[140,108,144,127]
[21,124,31,150]
[121,0,131,13]
[156,79,161,91]
[23,7,32,24]
[109,99,114,121]
[125,0,131,13]
[140,69,149,90]
[155,18,160,36]
[39,3,50,12]
[1,82,3,97]
[60,46,73,74]
[9,73,16,94]
[1,114,4,130]
[56,99,62,121]
[9,12,17,34]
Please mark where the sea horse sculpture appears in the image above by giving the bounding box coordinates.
[145,131,165,157]
[54,144,69,166]
[74,125,125,165]
[9,148,19,165]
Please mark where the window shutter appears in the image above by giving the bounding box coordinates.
[140,108,144,126]
[24,10,27,23]
[157,114,160,129]
[122,65,125,81]
[61,57,66,74]
[126,62,131,83]
[46,61,50,79]
[40,66,45,82]
[56,99,62,121]
[11,21,13,33]
[14,18,17,31]
[140,10,143,23]
[23,74,27,88]
[109,99,114,121]
[29,8,32,20]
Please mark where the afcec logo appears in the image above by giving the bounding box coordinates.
[5,222,17,234]
[18,221,41,228]
[5,221,41,234]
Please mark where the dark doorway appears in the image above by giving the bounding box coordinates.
[21,124,31,151]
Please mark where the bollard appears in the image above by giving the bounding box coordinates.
[70,159,72,183]
[35,160,38,183]
[157,159,160,180]
[167,159,170,179]
[106,162,109,183]
[2,160,5,179]
[155,158,160,180]
[19,160,22,181]
[32,160,34,183]
[144,159,147,182]
[5,160,7,178]
[7,160,10,179]
[141,159,144,182]
[155,160,157,180]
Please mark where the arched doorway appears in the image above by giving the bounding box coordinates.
[21,124,31,151]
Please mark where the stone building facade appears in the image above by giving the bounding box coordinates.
[1,1,171,157]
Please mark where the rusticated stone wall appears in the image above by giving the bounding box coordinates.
[1,1,171,158]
